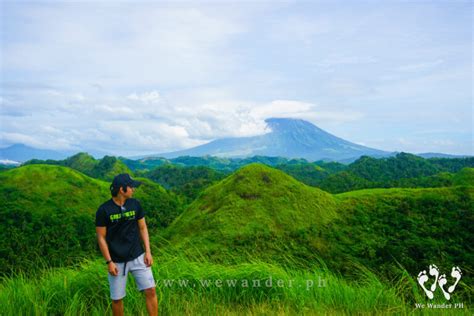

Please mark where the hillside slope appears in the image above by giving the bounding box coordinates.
[0,164,182,274]
[160,163,338,265]
[159,164,473,294]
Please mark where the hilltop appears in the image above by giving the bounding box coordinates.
[160,163,338,266]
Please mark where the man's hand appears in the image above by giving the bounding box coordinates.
[108,262,119,276]
[144,252,153,267]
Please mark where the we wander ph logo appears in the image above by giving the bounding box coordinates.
[417,264,462,300]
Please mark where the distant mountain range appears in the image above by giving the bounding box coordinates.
[0,144,71,164]
[0,144,107,164]
[1,118,470,164]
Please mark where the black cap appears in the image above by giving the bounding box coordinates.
[110,173,142,192]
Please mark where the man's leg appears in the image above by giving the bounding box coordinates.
[144,287,158,316]
[130,253,157,315]
[112,299,124,316]
[108,262,127,316]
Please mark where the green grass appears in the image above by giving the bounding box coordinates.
[4,243,461,315]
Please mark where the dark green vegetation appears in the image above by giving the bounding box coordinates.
[140,164,228,204]
[120,156,168,171]
[0,164,182,275]
[326,186,473,288]
[131,177,183,230]
[0,164,18,171]
[280,153,474,193]
[124,154,308,172]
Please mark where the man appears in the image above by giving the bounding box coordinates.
[96,173,158,316]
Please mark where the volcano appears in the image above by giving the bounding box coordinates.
[156,118,390,161]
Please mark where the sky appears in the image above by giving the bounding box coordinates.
[1,0,472,157]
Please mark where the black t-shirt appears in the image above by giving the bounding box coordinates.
[95,198,145,263]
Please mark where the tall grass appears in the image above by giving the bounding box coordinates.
[0,245,470,315]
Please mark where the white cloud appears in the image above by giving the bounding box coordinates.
[1,85,364,155]
[0,159,21,165]
[250,100,316,119]
[2,3,249,88]
[127,91,161,104]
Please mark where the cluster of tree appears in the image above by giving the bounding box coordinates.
[277,153,474,193]
[122,155,310,172]
[139,164,228,203]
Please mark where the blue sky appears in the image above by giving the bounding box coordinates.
[0,0,472,156]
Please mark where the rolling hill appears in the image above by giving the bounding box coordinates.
[25,152,133,181]
[0,164,182,274]
[160,163,338,265]
[158,163,473,292]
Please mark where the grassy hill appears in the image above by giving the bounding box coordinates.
[158,163,473,302]
[25,153,132,181]
[327,186,473,287]
[0,164,109,274]
[0,164,182,275]
[160,163,338,266]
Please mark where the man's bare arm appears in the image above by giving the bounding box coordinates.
[138,218,153,266]
[96,226,112,260]
[96,226,118,275]
[138,218,151,254]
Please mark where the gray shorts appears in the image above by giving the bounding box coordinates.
[108,253,156,300]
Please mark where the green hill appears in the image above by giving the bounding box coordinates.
[160,163,338,266]
[306,153,474,193]
[25,153,132,181]
[453,167,474,186]
[0,164,182,275]
[0,164,109,274]
[158,163,473,298]
[326,186,473,285]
